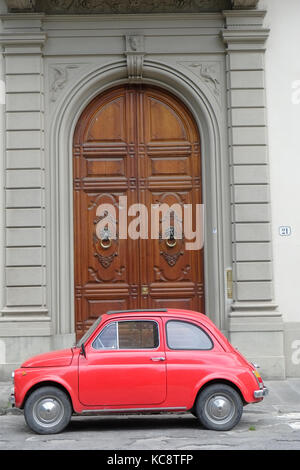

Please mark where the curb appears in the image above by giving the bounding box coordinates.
[0,406,23,416]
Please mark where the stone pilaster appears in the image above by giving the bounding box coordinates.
[0,15,49,331]
[222,9,285,378]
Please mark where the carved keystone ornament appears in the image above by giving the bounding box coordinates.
[125,34,145,83]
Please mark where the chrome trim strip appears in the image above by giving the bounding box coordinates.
[81,406,187,414]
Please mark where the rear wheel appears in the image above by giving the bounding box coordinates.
[24,386,72,434]
[195,383,243,431]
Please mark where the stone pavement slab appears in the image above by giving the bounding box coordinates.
[0,379,300,451]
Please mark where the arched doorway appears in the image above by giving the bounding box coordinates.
[73,85,205,339]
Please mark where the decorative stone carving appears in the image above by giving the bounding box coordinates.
[5,0,260,12]
[231,0,259,8]
[179,61,221,99]
[5,0,35,10]
[6,0,233,13]
[50,64,79,102]
[196,63,220,95]
[125,34,145,83]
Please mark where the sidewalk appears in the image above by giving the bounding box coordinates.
[1,378,300,415]
[0,381,16,415]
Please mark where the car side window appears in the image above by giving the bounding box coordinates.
[166,320,213,350]
[93,320,159,350]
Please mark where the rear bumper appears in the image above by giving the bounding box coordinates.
[254,387,268,399]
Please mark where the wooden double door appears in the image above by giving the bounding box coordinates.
[73,85,205,339]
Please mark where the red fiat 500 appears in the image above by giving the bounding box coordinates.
[11,309,268,434]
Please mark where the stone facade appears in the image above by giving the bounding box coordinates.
[0,0,298,380]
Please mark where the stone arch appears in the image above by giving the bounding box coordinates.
[47,59,229,339]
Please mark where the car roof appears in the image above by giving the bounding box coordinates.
[103,308,214,328]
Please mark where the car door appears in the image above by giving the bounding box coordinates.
[163,318,219,407]
[78,317,167,407]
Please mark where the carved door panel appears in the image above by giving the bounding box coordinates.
[73,85,204,340]
[137,87,205,311]
[73,87,139,339]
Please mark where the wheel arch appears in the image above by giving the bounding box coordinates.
[21,380,74,411]
[192,378,247,410]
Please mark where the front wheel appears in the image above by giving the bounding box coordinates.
[24,386,72,434]
[195,384,243,431]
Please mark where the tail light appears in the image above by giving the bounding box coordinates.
[253,369,264,389]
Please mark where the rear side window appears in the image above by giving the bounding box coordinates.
[93,320,159,350]
[166,320,213,350]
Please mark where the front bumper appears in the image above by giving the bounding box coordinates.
[254,387,268,399]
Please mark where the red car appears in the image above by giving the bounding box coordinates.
[11,308,268,434]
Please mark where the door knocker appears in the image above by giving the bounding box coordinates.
[99,227,112,250]
[159,225,184,267]
[165,226,177,248]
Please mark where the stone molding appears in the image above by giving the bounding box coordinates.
[0,32,47,47]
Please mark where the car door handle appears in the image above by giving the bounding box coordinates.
[151,357,165,362]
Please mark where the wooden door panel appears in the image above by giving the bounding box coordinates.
[137,88,204,312]
[74,87,139,338]
[86,158,126,178]
[85,95,127,144]
[74,85,204,339]
[149,156,190,177]
[74,189,137,336]
[144,93,189,144]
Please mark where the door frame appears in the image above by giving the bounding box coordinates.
[47,59,230,343]
[72,84,206,336]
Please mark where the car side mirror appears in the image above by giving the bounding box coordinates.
[80,343,86,358]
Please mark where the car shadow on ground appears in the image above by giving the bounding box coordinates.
[66,413,203,433]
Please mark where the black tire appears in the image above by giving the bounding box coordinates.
[24,386,72,434]
[195,383,243,431]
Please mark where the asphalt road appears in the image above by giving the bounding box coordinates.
[1,379,300,454]
[1,401,300,451]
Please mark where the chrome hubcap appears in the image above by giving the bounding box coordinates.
[205,394,235,424]
[33,397,64,427]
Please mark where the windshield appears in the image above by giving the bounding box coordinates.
[75,316,102,347]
